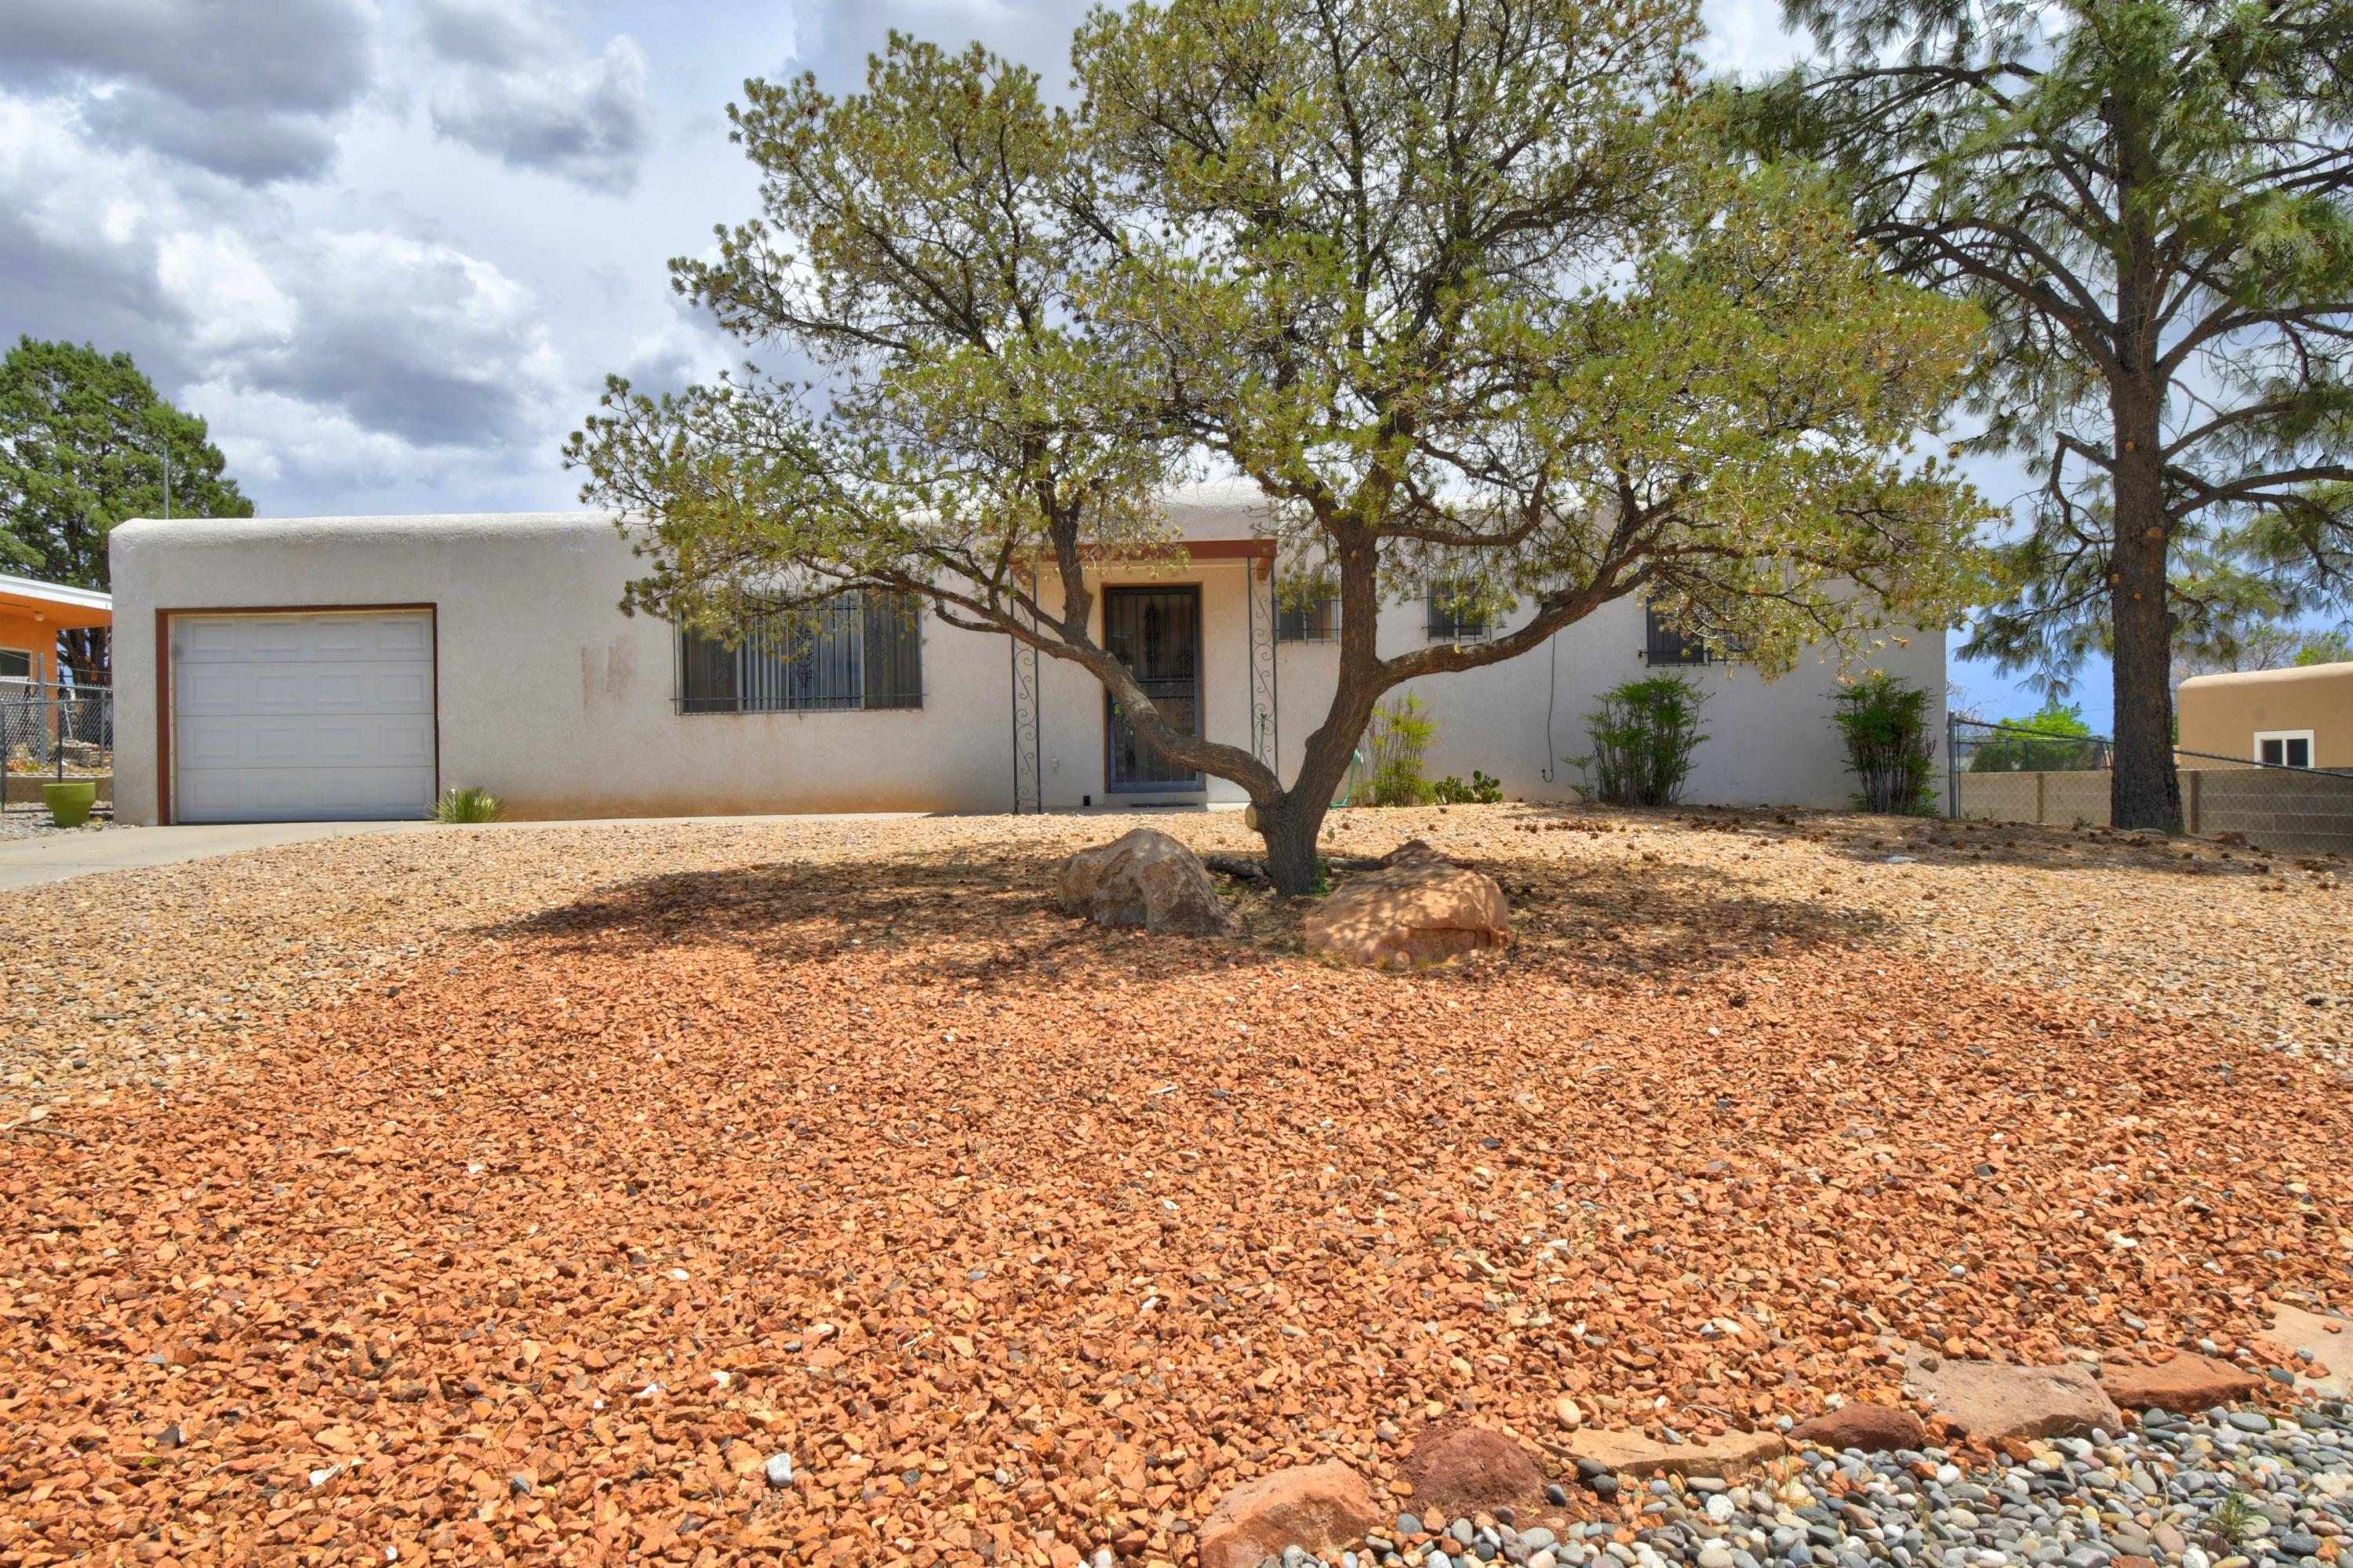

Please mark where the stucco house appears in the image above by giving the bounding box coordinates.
[0,572,111,686]
[2178,660,2353,771]
[107,495,1947,825]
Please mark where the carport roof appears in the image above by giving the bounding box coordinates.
[0,572,111,629]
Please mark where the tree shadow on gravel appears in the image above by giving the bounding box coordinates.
[479,838,1886,995]
[1511,799,2296,879]
[1805,812,2303,876]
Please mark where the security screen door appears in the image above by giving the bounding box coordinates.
[1103,586,1202,791]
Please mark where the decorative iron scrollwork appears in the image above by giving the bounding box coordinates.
[1248,557,1278,772]
[1009,591,1043,813]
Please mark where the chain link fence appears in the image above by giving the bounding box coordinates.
[1947,715,2353,853]
[3,683,114,815]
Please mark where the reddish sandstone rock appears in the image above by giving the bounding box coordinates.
[1056,828,1237,937]
[2261,1304,2352,1398]
[1562,1428,1786,1480]
[2097,1353,2262,1413]
[1789,1402,1928,1453]
[1195,1462,1384,1568]
[1902,1349,2120,1441]
[1304,860,1510,967]
[1399,1426,1546,1514]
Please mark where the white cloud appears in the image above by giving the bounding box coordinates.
[419,0,654,193]
[0,83,569,518]
[173,228,562,449]
[1698,0,1813,75]
[177,382,420,492]
[155,231,299,351]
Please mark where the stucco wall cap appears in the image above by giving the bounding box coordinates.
[111,511,626,555]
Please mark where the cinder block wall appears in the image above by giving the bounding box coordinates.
[1956,767,2353,853]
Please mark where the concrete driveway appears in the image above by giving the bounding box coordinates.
[0,820,437,892]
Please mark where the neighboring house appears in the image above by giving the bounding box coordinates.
[2178,661,2353,771]
[0,573,112,686]
[107,496,1947,825]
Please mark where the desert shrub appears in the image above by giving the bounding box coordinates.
[1431,769,1503,804]
[1363,693,1436,806]
[432,786,506,824]
[1567,675,1709,806]
[1831,673,1938,813]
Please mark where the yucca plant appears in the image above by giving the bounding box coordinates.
[431,787,505,824]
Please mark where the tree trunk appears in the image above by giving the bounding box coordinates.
[1253,643,1385,896]
[1257,794,1327,897]
[58,627,110,688]
[2104,105,2181,835]
[2108,396,2181,832]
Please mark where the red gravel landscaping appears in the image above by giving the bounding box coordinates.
[2,817,2348,1567]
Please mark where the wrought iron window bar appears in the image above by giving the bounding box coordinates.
[1424,582,1490,641]
[677,591,924,713]
[1277,595,1341,643]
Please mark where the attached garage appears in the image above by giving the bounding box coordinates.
[164,609,438,824]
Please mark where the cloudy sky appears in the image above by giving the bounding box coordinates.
[0,0,2073,720]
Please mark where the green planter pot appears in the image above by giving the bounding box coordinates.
[42,780,97,828]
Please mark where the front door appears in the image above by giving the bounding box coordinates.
[1104,585,1202,791]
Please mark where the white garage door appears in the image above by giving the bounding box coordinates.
[172,611,438,823]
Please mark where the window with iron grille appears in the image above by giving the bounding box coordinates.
[1278,595,1340,642]
[678,591,924,713]
[1642,604,1715,666]
[1424,580,1490,641]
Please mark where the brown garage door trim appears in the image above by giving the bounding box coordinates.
[156,605,442,828]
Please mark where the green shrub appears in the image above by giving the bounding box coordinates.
[1363,693,1436,806]
[1831,673,1939,813]
[1566,675,1709,806]
[1967,702,2101,772]
[432,786,506,824]
[1431,769,1503,805]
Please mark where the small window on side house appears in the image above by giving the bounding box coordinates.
[1643,605,1713,666]
[2257,730,2313,769]
[0,649,31,682]
[1424,581,1489,641]
[1278,596,1340,643]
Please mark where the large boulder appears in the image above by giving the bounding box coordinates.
[1195,1461,1384,1568]
[1057,828,1237,937]
[2097,1353,2264,1413]
[1304,849,1509,968]
[1901,1348,2120,1441]
[1787,1402,1926,1453]
[1399,1426,1546,1514]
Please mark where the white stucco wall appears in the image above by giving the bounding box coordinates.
[111,510,1946,824]
[110,512,1016,824]
[1272,596,1947,809]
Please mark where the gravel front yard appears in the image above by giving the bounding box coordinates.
[0,806,2347,1566]
[4,805,2344,1115]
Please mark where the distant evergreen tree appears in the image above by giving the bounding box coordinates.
[0,337,253,682]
